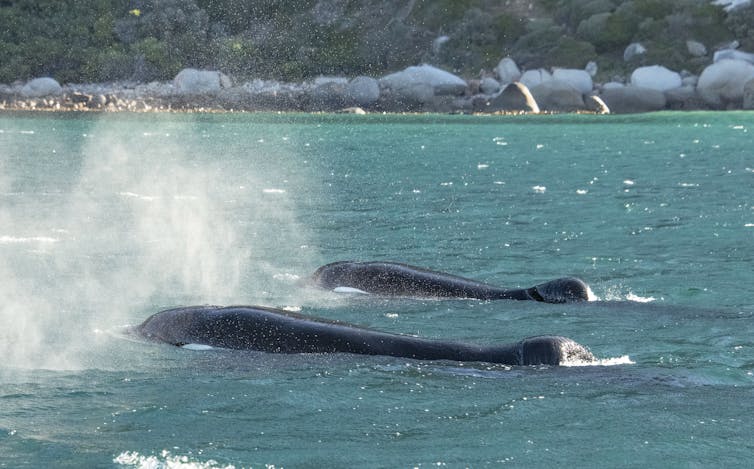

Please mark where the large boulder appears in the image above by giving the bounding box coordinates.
[551,68,593,94]
[494,57,521,85]
[173,68,231,94]
[306,81,348,110]
[599,86,666,114]
[713,49,754,65]
[379,64,468,97]
[529,80,585,112]
[630,65,682,92]
[519,69,552,89]
[665,86,708,111]
[21,77,62,97]
[697,59,754,108]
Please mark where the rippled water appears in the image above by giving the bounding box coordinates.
[1,111,752,467]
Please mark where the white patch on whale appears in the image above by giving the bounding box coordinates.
[333,286,370,294]
[181,343,215,351]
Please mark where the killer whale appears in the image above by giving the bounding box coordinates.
[310,261,590,303]
[136,305,595,366]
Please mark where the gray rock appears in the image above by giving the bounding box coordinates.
[630,65,682,92]
[307,81,348,110]
[479,77,501,95]
[697,59,754,108]
[530,80,585,112]
[665,86,708,110]
[624,43,647,62]
[585,61,598,77]
[552,68,593,94]
[173,68,231,94]
[713,49,754,65]
[599,86,666,114]
[21,77,62,98]
[519,69,552,89]
[686,40,707,57]
[346,76,380,106]
[494,57,521,85]
[380,64,467,97]
[481,82,540,113]
[743,78,754,110]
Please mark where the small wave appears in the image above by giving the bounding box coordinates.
[114,450,240,469]
[626,292,656,303]
[0,235,59,244]
[262,188,286,194]
[531,185,546,193]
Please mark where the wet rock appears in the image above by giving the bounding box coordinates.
[21,77,62,98]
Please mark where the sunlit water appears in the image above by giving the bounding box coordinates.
[1,111,752,467]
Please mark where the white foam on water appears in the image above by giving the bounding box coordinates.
[626,292,656,303]
[114,450,239,469]
[563,355,635,367]
[0,235,59,244]
[272,272,300,282]
[262,188,286,194]
[531,185,546,193]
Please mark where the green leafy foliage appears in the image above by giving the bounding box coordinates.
[0,0,744,85]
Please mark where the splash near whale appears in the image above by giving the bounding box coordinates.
[310,261,591,303]
[136,305,595,366]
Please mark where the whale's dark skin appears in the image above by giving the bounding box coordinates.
[311,261,590,303]
[136,305,595,366]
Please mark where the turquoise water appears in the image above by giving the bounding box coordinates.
[1,111,752,467]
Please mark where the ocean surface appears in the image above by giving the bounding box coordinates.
[0,111,752,468]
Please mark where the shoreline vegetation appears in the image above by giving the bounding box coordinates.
[2,0,754,114]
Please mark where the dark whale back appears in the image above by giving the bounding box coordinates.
[136,305,595,366]
[311,261,590,303]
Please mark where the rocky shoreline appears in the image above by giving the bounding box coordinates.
[2,53,754,115]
